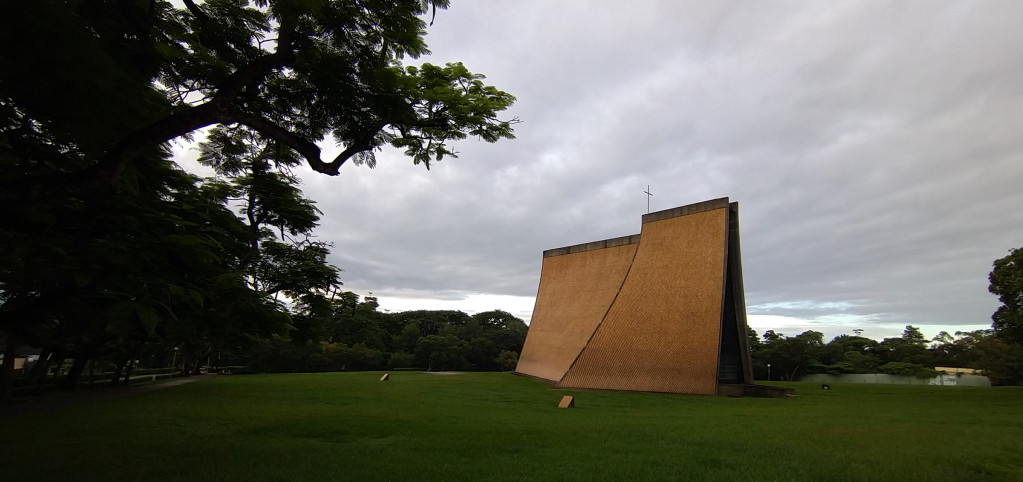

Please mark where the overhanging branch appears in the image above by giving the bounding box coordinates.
[90,11,301,187]
[231,113,322,170]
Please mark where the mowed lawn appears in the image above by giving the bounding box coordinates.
[2,372,1022,481]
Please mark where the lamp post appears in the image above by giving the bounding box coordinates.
[767,363,771,382]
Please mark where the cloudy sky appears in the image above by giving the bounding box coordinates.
[180,1,1023,342]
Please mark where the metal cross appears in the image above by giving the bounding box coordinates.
[644,185,653,213]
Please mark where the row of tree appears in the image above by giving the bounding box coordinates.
[252,297,528,373]
[751,245,1023,386]
[0,1,518,400]
[0,132,530,390]
[749,325,1023,385]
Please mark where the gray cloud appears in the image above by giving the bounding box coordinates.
[246,1,1023,339]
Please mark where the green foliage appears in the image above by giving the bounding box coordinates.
[0,0,516,395]
[879,362,938,378]
[877,326,933,366]
[751,326,988,381]
[990,246,1023,344]
[977,342,1023,386]
[922,329,1023,385]
[817,334,881,374]
[0,149,291,385]
[388,351,416,369]
[348,342,385,370]
[197,125,342,302]
[745,326,761,353]
[416,334,469,371]
[389,62,517,168]
[2,0,517,184]
[751,330,824,380]
[747,324,1023,385]
[494,350,519,371]
[931,329,990,368]
[245,292,527,373]
[901,325,927,346]
[830,351,881,374]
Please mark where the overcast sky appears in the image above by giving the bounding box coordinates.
[180,1,1023,342]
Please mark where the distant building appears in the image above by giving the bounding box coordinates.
[802,371,991,387]
[934,367,981,376]
[930,367,988,386]
[0,355,28,371]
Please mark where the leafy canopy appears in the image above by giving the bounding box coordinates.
[990,246,1023,344]
[0,0,516,189]
[0,0,517,394]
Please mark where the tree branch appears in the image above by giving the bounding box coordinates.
[182,0,210,23]
[324,127,387,174]
[230,113,323,170]
[88,11,301,188]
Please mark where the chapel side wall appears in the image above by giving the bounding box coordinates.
[727,201,755,384]
[514,241,638,382]
[559,205,729,395]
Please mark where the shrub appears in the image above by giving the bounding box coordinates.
[879,362,938,378]
[388,352,417,369]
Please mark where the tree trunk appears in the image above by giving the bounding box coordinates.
[38,354,64,394]
[60,357,89,391]
[109,358,127,387]
[29,348,51,380]
[31,350,53,395]
[0,336,19,402]
[122,359,135,384]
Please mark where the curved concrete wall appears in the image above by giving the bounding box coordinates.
[515,240,637,382]
[515,197,749,396]
[559,207,728,394]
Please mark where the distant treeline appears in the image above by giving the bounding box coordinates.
[248,294,528,373]
[7,293,528,394]
[749,325,1023,385]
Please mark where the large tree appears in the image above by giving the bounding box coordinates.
[818,334,879,374]
[0,151,286,392]
[0,0,516,397]
[196,125,342,301]
[876,325,932,367]
[990,246,1023,344]
[753,330,825,381]
[1,0,517,192]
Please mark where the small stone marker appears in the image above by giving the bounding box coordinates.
[821,384,830,390]
[380,373,389,381]
[558,395,575,408]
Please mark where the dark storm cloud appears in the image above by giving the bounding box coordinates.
[273,1,1023,338]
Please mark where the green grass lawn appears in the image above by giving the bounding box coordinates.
[2,372,1022,481]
